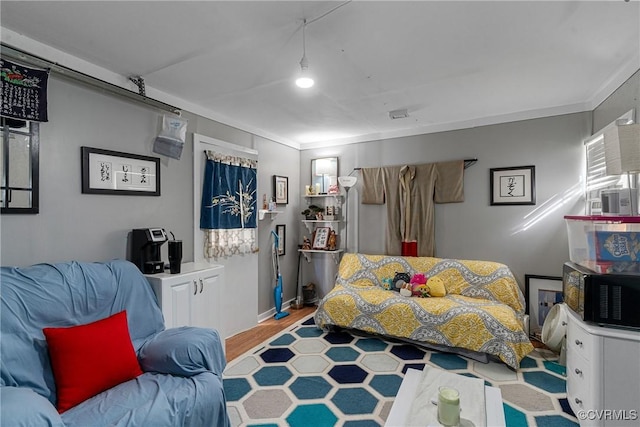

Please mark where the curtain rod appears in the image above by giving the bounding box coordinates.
[348,158,478,175]
[1,43,181,115]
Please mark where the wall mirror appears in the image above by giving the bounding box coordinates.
[311,157,338,194]
[1,118,40,214]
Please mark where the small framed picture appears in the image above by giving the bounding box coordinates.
[276,224,286,256]
[525,274,563,338]
[490,165,535,205]
[273,175,288,204]
[312,227,330,250]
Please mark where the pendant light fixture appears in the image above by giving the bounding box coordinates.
[295,19,315,89]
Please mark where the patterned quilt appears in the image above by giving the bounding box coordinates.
[314,253,534,369]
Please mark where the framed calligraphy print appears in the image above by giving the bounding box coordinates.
[490,165,535,205]
[312,227,330,250]
[81,147,160,196]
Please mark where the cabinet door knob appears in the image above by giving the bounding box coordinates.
[575,368,582,375]
[575,339,583,347]
[575,398,582,405]
[199,279,204,294]
[193,280,198,295]
[561,321,567,326]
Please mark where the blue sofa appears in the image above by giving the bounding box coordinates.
[0,260,230,427]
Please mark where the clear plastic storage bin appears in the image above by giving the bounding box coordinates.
[565,215,640,273]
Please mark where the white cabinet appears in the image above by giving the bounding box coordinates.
[566,308,640,426]
[145,262,224,340]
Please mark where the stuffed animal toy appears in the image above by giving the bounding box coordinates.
[412,284,431,298]
[426,276,446,297]
[410,273,428,297]
[392,272,411,292]
[381,278,394,290]
[399,283,413,297]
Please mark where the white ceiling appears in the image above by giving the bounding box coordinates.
[1,1,639,149]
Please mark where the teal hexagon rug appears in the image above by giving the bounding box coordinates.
[223,315,578,427]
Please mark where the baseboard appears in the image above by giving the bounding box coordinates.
[257,298,294,323]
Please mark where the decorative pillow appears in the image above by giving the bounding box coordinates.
[427,276,447,297]
[43,310,143,413]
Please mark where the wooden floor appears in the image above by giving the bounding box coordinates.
[225,306,317,362]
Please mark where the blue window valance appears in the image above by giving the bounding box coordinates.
[200,152,257,258]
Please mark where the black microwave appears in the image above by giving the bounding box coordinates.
[563,262,640,329]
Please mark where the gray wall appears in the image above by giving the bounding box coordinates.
[300,68,640,289]
[302,112,592,288]
[2,67,638,328]
[253,136,301,318]
[0,76,301,335]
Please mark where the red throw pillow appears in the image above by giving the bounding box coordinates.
[43,310,143,413]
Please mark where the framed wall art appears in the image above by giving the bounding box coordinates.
[276,224,286,256]
[81,147,160,196]
[524,274,563,338]
[490,165,535,205]
[273,175,288,204]
[312,227,330,250]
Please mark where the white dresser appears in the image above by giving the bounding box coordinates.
[566,308,640,426]
[145,262,224,342]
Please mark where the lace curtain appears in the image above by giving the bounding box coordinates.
[200,151,258,258]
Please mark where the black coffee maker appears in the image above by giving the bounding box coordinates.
[129,228,168,274]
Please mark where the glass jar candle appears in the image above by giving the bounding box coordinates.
[437,386,460,426]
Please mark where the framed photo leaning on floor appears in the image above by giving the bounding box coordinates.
[524,274,562,338]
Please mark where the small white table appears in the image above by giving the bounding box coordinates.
[385,368,506,427]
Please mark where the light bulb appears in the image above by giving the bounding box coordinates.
[296,54,314,88]
[296,75,314,88]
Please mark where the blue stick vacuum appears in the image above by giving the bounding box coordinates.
[271,230,290,320]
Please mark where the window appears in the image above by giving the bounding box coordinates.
[1,118,39,214]
[584,110,635,215]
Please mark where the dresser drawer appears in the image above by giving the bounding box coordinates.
[567,316,599,361]
[566,350,597,415]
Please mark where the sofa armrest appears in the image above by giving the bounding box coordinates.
[0,386,65,427]
[138,327,226,377]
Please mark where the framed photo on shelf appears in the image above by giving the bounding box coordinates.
[490,165,535,205]
[81,147,160,196]
[273,175,288,204]
[524,274,563,338]
[312,227,330,250]
[275,224,286,256]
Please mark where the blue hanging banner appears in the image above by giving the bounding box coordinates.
[0,58,49,122]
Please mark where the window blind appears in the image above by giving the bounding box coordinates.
[584,110,635,214]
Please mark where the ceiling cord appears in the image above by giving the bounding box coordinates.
[306,1,353,26]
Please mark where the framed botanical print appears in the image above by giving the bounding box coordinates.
[273,175,288,204]
[276,224,286,256]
